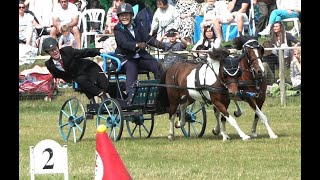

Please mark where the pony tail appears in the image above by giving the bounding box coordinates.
[156,70,169,109]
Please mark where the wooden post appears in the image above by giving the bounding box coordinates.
[278,49,286,107]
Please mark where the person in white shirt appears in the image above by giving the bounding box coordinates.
[149,0,181,41]
[19,1,44,47]
[258,0,301,35]
[50,0,81,48]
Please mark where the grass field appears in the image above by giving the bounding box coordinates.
[19,88,301,180]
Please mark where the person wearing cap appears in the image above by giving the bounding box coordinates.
[113,2,165,96]
[158,28,189,70]
[42,37,110,102]
[159,28,189,51]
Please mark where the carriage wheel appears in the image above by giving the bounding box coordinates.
[59,97,86,143]
[126,113,155,139]
[180,101,207,138]
[96,98,124,141]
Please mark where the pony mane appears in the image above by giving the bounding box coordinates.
[232,33,259,50]
[207,47,230,61]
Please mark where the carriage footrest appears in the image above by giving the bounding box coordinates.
[87,103,100,113]
[85,113,94,119]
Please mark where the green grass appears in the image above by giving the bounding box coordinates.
[19,89,301,179]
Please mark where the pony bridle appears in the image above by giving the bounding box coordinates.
[242,39,264,79]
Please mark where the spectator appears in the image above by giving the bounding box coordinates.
[126,0,154,34]
[19,1,44,47]
[258,0,301,36]
[158,28,189,69]
[192,25,221,55]
[253,0,277,33]
[269,21,300,66]
[50,0,81,49]
[199,0,217,37]
[175,0,199,42]
[24,0,58,27]
[113,3,165,95]
[192,25,221,57]
[105,0,123,34]
[213,0,251,41]
[149,0,180,41]
[290,48,301,90]
[58,24,77,49]
[42,37,110,102]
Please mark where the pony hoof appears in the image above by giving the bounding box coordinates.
[212,128,220,136]
[168,134,175,141]
[270,134,278,139]
[251,132,258,138]
[242,135,251,141]
[222,136,230,141]
[174,121,181,128]
[234,111,242,117]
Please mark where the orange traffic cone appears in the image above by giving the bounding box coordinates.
[95,125,132,180]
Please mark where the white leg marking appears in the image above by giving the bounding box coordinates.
[254,104,278,139]
[220,119,230,141]
[223,114,250,141]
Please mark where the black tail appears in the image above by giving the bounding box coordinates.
[155,69,169,112]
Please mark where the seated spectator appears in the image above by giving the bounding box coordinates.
[269,21,300,66]
[19,1,45,47]
[42,37,110,102]
[104,0,123,34]
[253,0,277,33]
[50,0,81,49]
[258,0,301,36]
[192,25,221,57]
[58,24,77,49]
[290,48,301,90]
[149,0,180,41]
[113,3,165,95]
[158,28,189,70]
[213,0,250,41]
[199,0,216,38]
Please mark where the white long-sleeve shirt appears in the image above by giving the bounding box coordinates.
[150,4,181,40]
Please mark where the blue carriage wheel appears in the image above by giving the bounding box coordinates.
[180,101,207,138]
[126,113,155,139]
[96,98,124,141]
[58,97,86,143]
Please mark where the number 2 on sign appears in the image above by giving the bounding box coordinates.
[42,148,54,169]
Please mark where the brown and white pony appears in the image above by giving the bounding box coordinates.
[157,47,251,141]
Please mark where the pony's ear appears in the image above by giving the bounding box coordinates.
[219,47,231,57]
[208,47,221,60]
[232,37,243,50]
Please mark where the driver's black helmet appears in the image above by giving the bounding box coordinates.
[116,3,134,16]
[42,37,58,52]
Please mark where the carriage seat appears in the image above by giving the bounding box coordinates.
[108,63,150,80]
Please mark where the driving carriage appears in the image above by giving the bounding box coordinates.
[58,52,209,143]
[57,34,277,143]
